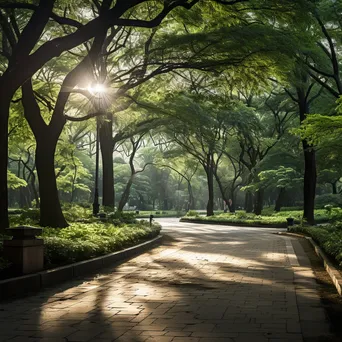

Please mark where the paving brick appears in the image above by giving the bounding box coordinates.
[0,220,337,342]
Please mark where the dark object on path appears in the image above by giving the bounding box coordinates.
[149,214,154,227]
[286,217,294,227]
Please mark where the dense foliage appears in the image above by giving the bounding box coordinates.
[183,208,342,227]
[0,219,160,274]
[289,223,342,266]
[1,0,341,232]
[43,222,161,266]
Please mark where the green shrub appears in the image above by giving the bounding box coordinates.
[42,221,161,266]
[184,208,342,226]
[108,211,137,224]
[102,206,115,213]
[289,223,342,266]
[281,206,303,211]
[183,212,288,226]
[316,194,342,208]
[324,204,334,213]
[5,210,161,270]
[329,208,342,222]
[186,210,199,217]
[260,207,275,216]
[77,202,92,209]
[44,237,100,265]
[235,211,249,219]
[262,207,304,216]
[8,208,24,215]
[18,208,40,224]
[63,205,92,222]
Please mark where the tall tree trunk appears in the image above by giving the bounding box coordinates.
[0,96,10,232]
[302,140,316,225]
[298,87,316,225]
[253,189,264,215]
[274,187,286,212]
[117,177,134,212]
[22,80,68,227]
[19,187,28,208]
[229,188,237,213]
[206,169,214,216]
[213,171,229,211]
[18,161,26,208]
[245,192,253,213]
[27,166,40,208]
[332,182,337,194]
[36,139,68,228]
[163,199,168,211]
[23,187,32,208]
[188,182,195,210]
[205,154,214,216]
[100,114,115,208]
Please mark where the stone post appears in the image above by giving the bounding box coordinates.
[3,226,44,275]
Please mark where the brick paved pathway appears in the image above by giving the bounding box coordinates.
[0,219,336,342]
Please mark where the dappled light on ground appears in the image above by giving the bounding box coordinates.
[0,219,334,341]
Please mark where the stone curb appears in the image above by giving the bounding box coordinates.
[0,235,163,301]
[305,236,342,296]
[277,231,305,238]
[180,217,287,228]
[278,232,342,296]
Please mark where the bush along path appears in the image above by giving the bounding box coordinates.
[289,223,342,268]
[0,209,161,280]
[181,208,342,228]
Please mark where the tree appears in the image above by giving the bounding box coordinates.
[303,0,342,99]
[159,94,238,216]
[242,166,303,212]
[160,161,199,211]
[301,112,342,195]
[284,64,324,224]
[231,91,295,214]
[116,134,152,212]
[0,0,201,230]
[219,146,245,212]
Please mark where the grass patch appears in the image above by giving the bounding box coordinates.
[182,208,342,227]
[261,208,341,222]
[289,223,342,267]
[41,221,161,267]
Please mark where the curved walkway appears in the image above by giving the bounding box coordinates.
[0,219,336,342]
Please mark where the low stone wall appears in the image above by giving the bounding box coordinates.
[0,235,162,301]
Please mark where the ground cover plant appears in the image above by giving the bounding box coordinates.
[0,207,161,279]
[42,221,160,267]
[182,208,342,227]
[183,211,288,227]
[289,223,342,267]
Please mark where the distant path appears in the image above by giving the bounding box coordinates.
[0,218,335,341]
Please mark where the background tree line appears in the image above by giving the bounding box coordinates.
[1,0,342,232]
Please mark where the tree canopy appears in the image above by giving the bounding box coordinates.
[1,0,342,230]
